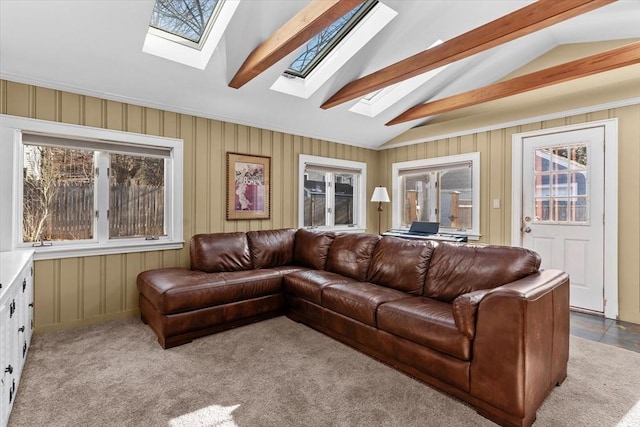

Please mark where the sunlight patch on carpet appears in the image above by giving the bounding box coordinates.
[616,400,640,427]
[169,404,240,427]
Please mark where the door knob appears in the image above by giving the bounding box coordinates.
[522,226,532,233]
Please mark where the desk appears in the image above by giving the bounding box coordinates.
[382,231,468,242]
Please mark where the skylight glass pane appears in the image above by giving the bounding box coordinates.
[150,0,220,44]
[287,0,377,77]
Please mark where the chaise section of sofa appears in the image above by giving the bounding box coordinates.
[137,228,307,348]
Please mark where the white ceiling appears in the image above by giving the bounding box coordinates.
[1,0,639,149]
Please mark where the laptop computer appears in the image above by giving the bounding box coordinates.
[407,221,439,236]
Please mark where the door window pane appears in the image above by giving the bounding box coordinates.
[109,154,166,239]
[22,146,95,242]
[533,143,588,224]
[534,148,550,172]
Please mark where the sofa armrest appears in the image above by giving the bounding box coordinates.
[485,268,569,300]
[469,269,570,421]
[452,290,491,339]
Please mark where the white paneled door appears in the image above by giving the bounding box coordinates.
[520,126,605,312]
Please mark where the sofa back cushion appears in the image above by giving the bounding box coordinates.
[325,233,381,281]
[293,228,335,270]
[424,243,541,302]
[190,232,252,273]
[367,237,435,294]
[247,228,296,269]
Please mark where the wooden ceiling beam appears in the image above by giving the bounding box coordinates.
[321,0,615,109]
[229,0,364,89]
[386,41,640,126]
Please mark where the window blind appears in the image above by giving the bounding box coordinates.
[304,163,362,174]
[22,132,171,158]
[398,161,471,177]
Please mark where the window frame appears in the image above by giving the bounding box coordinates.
[142,0,241,70]
[270,1,397,99]
[0,115,184,260]
[349,40,448,118]
[149,0,226,48]
[391,152,480,240]
[284,0,378,79]
[298,154,367,232]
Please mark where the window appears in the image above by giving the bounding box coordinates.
[149,0,224,47]
[349,40,449,118]
[143,0,241,69]
[0,115,183,259]
[285,0,378,78]
[270,1,396,99]
[299,155,367,231]
[392,153,480,239]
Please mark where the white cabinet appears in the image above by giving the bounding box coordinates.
[0,250,34,427]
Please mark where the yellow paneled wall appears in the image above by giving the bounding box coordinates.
[2,80,639,327]
[0,80,379,332]
[378,104,640,324]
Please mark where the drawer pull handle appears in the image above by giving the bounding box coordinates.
[4,365,12,374]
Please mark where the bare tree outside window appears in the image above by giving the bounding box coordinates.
[109,154,166,238]
[150,0,220,43]
[22,146,94,242]
[22,147,166,243]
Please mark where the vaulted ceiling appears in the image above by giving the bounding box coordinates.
[1,0,639,149]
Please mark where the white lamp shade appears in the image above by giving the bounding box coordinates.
[371,186,390,203]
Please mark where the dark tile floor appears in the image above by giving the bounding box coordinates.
[570,310,640,353]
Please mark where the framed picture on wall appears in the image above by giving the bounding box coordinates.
[226,152,271,220]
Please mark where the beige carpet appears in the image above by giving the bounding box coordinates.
[9,316,640,427]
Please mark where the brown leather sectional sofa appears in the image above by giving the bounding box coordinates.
[137,228,569,427]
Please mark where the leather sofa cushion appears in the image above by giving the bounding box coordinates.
[325,233,380,281]
[190,232,251,273]
[284,270,358,305]
[138,268,283,314]
[424,243,541,302]
[293,228,335,270]
[378,297,471,361]
[322,282,408,327]
[247,228,296,269]
[367,237,435,294]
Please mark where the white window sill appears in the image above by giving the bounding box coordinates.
[305,227,367,234]
[437,230,481,241]
[24,239,184,261]
[394,228,481,241]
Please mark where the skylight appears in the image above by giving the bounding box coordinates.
[149,0,224,48]
[349,40,448,118]
[143,0,240,70]
[270,1,396,99]
[285,0,378,78]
